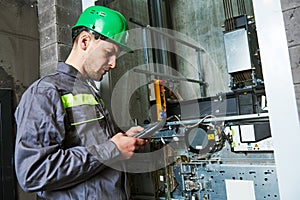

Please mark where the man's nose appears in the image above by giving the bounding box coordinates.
[108,56,117,69]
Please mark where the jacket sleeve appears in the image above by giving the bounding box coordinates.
[14,84,121,192]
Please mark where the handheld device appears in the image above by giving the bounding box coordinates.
[135,117,167,139]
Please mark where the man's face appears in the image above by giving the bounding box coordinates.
[83,38,120,81]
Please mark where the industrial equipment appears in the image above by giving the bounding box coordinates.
[129,0,279,199]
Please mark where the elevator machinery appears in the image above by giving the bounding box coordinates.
[129,0,280,199]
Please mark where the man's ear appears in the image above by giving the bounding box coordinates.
[78,32,92,51]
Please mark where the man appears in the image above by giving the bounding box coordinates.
[14,6,147,199]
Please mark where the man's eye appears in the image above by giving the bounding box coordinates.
[105,50,113,56]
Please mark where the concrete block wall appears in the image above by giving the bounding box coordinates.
[281,0,300,119]
[37,0,82,76]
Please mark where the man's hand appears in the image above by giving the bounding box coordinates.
[110,126,150,160]
[125,126,144,137]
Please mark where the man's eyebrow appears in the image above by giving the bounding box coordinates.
[110,46,120,55]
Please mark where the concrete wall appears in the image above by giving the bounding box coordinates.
[169,0,230,98]
[281,0,300,118]
[0,0,39,101]
[0,1,39,199]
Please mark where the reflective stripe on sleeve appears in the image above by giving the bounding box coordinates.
[61,93,99,108]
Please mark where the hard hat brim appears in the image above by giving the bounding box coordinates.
[119,44,134,53]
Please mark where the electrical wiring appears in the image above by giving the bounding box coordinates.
[167,114,217,129]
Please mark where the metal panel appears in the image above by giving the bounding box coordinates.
[173,163,279,200]
[224,29,252,74]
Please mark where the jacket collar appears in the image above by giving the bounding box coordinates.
[56,62,84,80]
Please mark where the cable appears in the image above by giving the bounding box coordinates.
[168,114,216,129]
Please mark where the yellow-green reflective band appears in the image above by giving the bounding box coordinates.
[71,116,104,126]
[61,93,98,108]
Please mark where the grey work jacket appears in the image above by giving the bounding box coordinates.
[14,62,128,199]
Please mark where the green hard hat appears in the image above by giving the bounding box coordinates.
[72,6,132,52]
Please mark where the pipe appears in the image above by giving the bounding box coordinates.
[129,18,205,52]
[133,69,206,85]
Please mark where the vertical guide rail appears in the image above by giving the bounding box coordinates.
[142,28,151,84]
[197,50,205,96]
